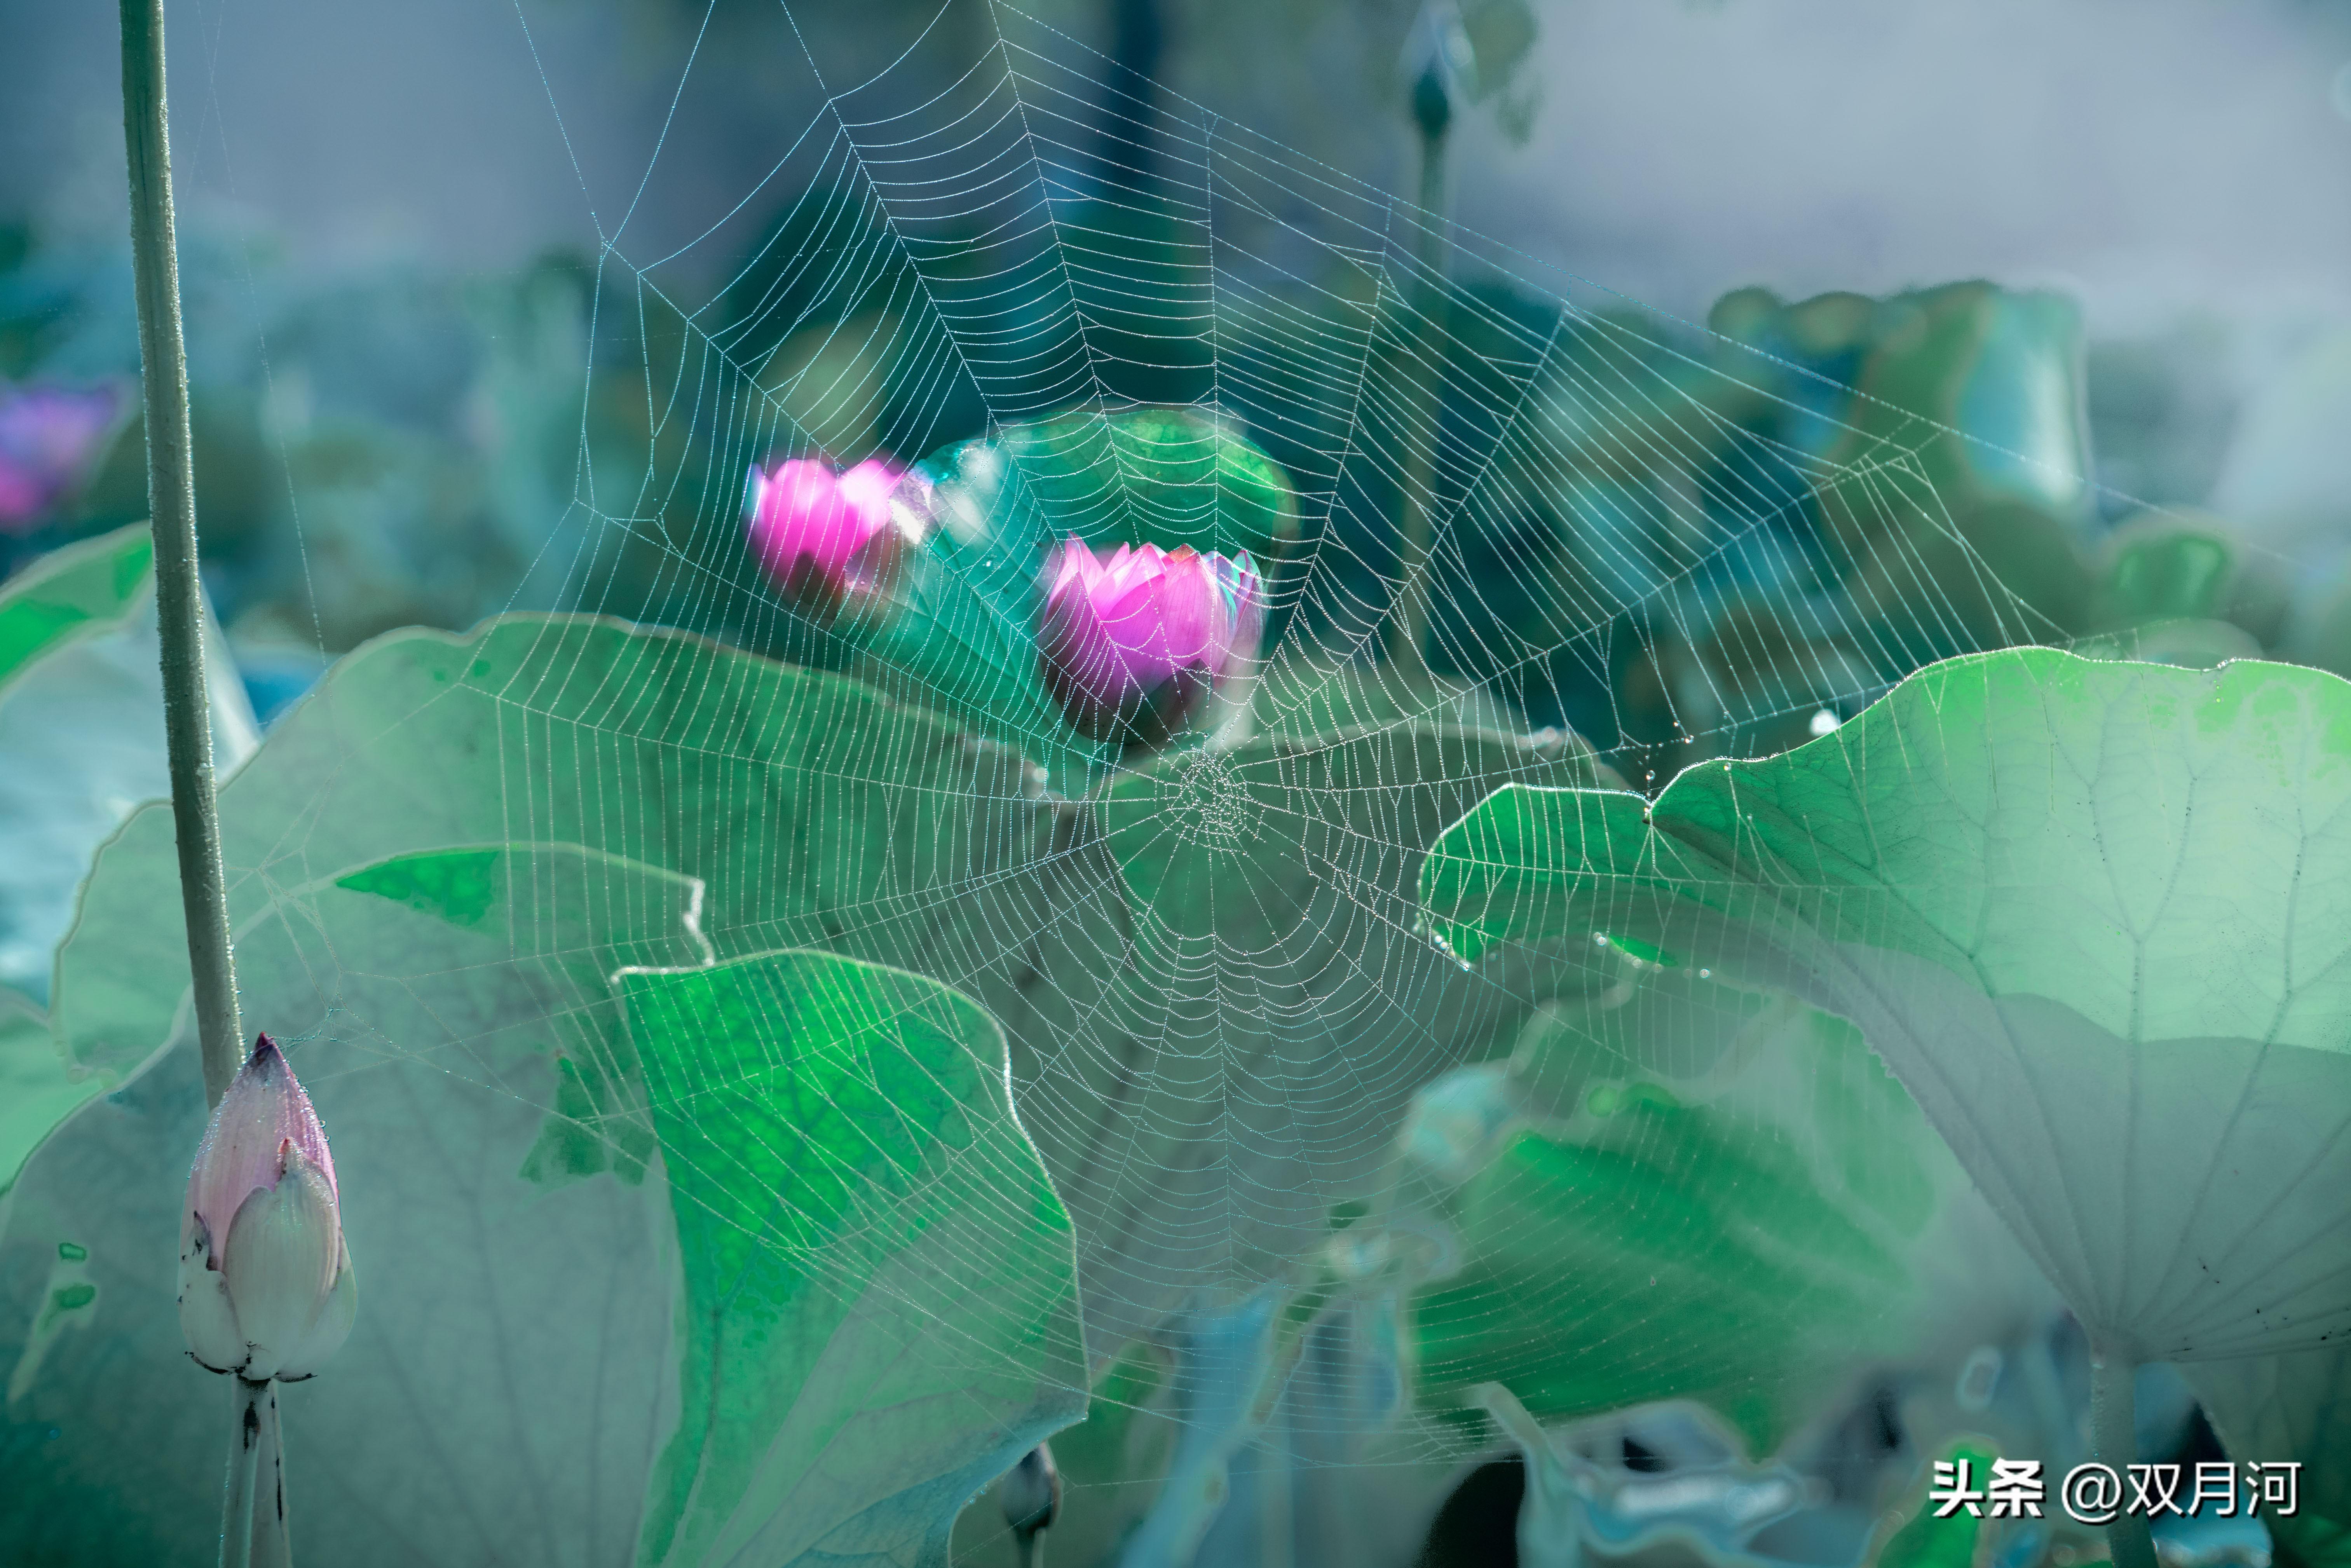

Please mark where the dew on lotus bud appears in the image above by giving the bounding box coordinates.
[1037,535,1264,750]
[178,1035,357,1384]
[743,456,912,626]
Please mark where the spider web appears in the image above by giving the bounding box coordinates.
[471,5,2072,1556]
[17,0,2103,1563]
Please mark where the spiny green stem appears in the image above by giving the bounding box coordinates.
[2090,1348,2158,1568]
[120,0,244,1110]
[220,1378,266,1568]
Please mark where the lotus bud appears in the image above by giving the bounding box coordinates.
[179,1035,356,1383]
[999,1442,1061,1559]
[743,456,911,626]
[1038,536,1264,749]
[0,381,120,533]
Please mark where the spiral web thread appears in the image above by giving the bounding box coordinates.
[268,0,2083,1557]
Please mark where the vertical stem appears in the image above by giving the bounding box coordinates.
[220,1378,265,1568]
[2089,1347,2157,1568]
[251,1384,290,1568]
[119,0,244,1108]
[1387,119,1449,691]
[123,12,274,1568]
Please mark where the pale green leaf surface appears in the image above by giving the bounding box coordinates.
[0,988,96,1217]
[1421,648,2351,1362]
[39,614,1155,1348]
[0,523,257,1003]
[38,609,1618,1372]
[1409,978,2044,1454]
[1,844,708,1565]
[48,615,1097,1099]
[4,845,1083,1566]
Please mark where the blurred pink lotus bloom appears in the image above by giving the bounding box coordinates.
[1039,535,1265,747]
[0,382,120,534]
[743,456,910,621]
[179,1035,357,1384]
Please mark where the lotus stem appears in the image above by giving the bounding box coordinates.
[220,1378,267,1568]
[123,7,272,1562]
[2089,1347,2157,1568]
[119,0,244,1109]
[254,1385,289,1568]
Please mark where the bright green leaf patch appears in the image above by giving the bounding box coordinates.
[41,612,1152,1345]
[0,524,153,697]
[1868,1437,1999,1568]
[621,951,1083,1568]
[1411,986,1995,1455]
[996,407,1300,563]
[336,846,503,928]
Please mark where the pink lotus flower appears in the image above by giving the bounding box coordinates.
[179,1036,357,1383]
[0,382,120,534]
[743,457,910,622]
[1039,536,1265,747]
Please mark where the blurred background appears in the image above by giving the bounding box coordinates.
[7,0,2351,714]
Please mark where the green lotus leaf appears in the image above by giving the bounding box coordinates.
[2184,1345,2350,1560]
[0,987,92,1219]
[48,615,1095,1095]
[35,615,1155,1362]
[1408,975,2040,1455]
[0,523,257,1005]
[0,524,259,1212]
[1089,722,1610,1345]
[3,842,1081,1566]
[619,951,1083,1566]
[1421,647,2351,1369]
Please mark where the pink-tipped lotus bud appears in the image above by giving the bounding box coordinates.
[1038,536,1265,748]
[0,382,120,534]
[743,456,911,625]
[179,1036,356,1383]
